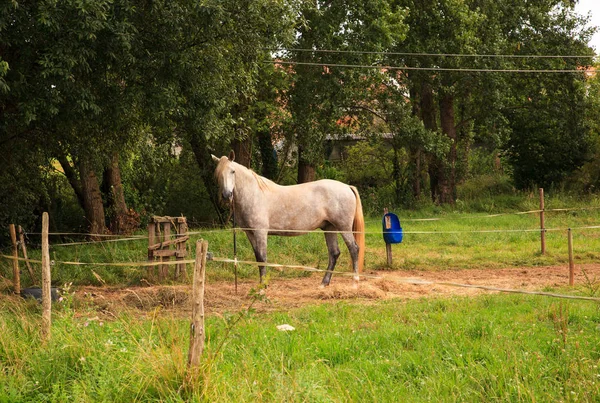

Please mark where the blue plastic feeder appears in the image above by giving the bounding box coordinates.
[382,213,403,244]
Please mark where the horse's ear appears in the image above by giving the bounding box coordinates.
[228,150,235,162]
[211,154,220,163]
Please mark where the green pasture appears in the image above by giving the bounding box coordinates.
[0,197,599,402]
[1,293,599,402]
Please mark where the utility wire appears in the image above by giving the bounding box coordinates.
[275,47,596,59]
[268,60,595,74]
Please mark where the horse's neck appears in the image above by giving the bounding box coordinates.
[233,164,263,201]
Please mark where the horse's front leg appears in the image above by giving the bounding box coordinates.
[245,230,268,283]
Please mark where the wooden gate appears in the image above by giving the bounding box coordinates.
[147,216,189,281]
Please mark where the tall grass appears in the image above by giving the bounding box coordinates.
[1,293,599,401]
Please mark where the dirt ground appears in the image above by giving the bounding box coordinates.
[74,264,600,317]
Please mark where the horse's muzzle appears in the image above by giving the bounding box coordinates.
[222,190,233,201]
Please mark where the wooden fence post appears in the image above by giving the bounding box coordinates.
[568,228,574,286]
[147,223,156,280]
[41,212,52,341]
[383,208,392,266]
[9,224,20,294]
[18,226,37,284]
[161,222,172,280]
[176,217,188,280]
[188,239,208,368]
[539,188,546,255]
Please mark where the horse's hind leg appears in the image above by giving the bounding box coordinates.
[321,230,341,287]
[340,232,360,282]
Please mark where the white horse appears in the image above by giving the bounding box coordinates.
[212,152,365,286]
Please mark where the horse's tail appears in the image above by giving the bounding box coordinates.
[350,186,365,272]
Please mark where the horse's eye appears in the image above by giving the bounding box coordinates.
[231,170,235,174]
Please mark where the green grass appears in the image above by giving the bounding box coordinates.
[1,293,599,402]
[1,195,599,287]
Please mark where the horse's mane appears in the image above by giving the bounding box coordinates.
[250,170,273,192]
[215,159,274,192]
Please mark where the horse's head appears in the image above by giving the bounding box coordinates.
[212,151,236,201]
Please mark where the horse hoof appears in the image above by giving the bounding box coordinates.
[319,283,329,289]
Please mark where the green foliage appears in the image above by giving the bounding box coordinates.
[342,139,394,188]
[120,134,216,227]
[570,63,600,193]
[457,174,516,202]
[0,0,300,238]
[163,148,216,226]
[1,0,600,240]
[505,75,592,189]
[340,139,398,214]
[572,134,600,193]
[287,0,409,167]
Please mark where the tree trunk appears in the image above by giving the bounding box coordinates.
[410,148,422,198]
[188,130,228,225]
[257,128,278,180]
[393,147,402,205]
[420,82,439,202]
[438,93,457,204]
[57,155,84,209]
[78,157,108,237]
[103,153,132,234]
[297,146,316,183]
[232,135,252,168]
[409,86,422,200]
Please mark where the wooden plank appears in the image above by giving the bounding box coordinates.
[188,239,208,367]
[148,235,189,251]
[153,249,186,257]
[152,215,177,224]
[41,213,51,341]
[9,224,20,294]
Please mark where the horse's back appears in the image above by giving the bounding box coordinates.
[264,179,357,232]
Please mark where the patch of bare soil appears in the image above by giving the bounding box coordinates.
[73,264,600,317]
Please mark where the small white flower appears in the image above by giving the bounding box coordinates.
[276,324,295,332]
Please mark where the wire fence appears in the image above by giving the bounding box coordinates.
[2,252,599,303]
[3,203,600,304]
[15,204,600,246]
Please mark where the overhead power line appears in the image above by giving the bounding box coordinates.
[268,60,596,74]
[273,47,597,59]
